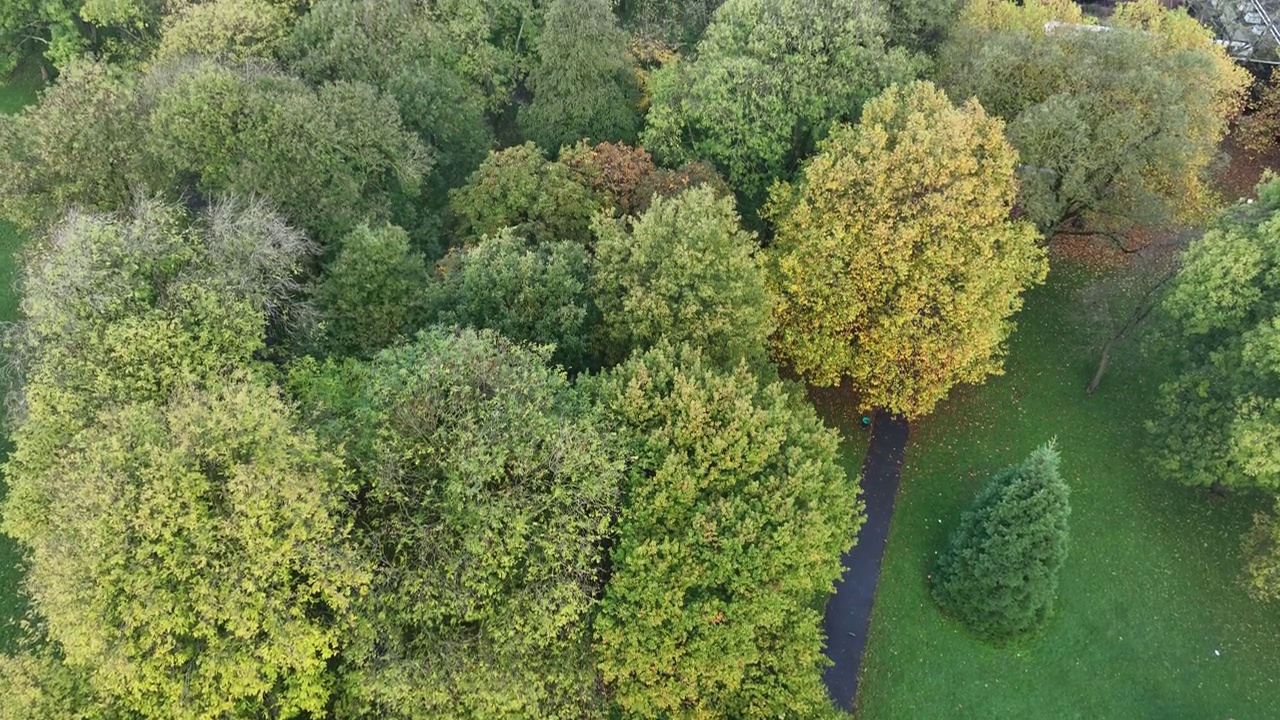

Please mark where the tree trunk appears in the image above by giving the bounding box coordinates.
[1085,340,1113,396]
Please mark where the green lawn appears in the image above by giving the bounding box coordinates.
[845,265,1280,719]
[0,63,40,650]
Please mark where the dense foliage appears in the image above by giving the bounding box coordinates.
[316,223,430,358]
[1148,178,1280,600]
[0,198,365,718]
[592,186,771,369]
[519,0,639,153]
[4,0,1273,712]
[768,81,1046,418]
[425,230,594,370]
[938,0,1248,234]
[284,0,492,192]
[0,58,430,244]
[449,142,601,246]
[294,328,622,718]
[931,442,1071,643]
[642,0,918,208]
[589,344,859,719]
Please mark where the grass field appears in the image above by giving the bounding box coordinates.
[0,63,40,650]
[846,265,1280,719]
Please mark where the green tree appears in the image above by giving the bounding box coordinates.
[1147,178,1280,600]
[0,60,144,229]
[642,0,917,208]
[931,442,1071,643]
[144,59,430,244]
[291,328,621,719]
[767,81,1046,418]
[518,0,638,153]
[0,0,163,75]
[425,230,595,371]
[155,0,292,63]
[448,142,601,245]
[885,0,962,52]
[2,198,359,719]
[0,58,431,245]
[937,0,1248,234]
[615,0,722,49]
[3,379,368,720]
[588,344,859,719]
[428,0,541,114]
[12,196,310,413]
[284,0,492,191]
[316,223,431,358]
[592,185,772,369]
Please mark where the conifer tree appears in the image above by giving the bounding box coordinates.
[932,442,1071,642]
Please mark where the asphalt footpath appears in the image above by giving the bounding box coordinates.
[821,412,910,713]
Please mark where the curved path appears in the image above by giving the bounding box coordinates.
[822,412,910,713]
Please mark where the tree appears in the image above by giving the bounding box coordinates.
[0,58,431,246]
[937,0,1248,235]
[0,0,163,75]
[2,199,360,718]
[425,230,595,371]
[559,140,659,217]
[1147,178,1280,599]
[155,0,292,63]
[290,328,621,719]
[641,0,917,208]
[1237,68,1280,156]
[767,81,1046,418]
[448,142,601,246]
[284,0,492,191]
[587,344,859,719]
[0,61,145,229]
[2,379,368,720]
[144,59,430,244]
[932,442,1071,643]
[518,0,639,153]
[885,0,962,52]
[316,223,431,358]
[559,140,732,217]
[12,196,311,415]
[592,186,772,369]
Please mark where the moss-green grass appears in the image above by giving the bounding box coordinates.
[0,61,40,650]
[848,265,1280,719]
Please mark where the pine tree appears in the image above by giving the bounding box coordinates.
[931,442,1071,643]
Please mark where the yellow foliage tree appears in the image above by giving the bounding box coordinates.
[766,81,1047,418]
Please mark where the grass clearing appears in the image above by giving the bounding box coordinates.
[0,62,40,650]
[847,264,1280,719]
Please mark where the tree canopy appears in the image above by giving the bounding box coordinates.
[449,142,602,246]
[1,197,358,718]
[588,344,859,719]
[316,223,431,358]
[1148,178,1280,600]
[425,230,595,371]
[519,0,639,153]
[284,0,492,191]
[767,81,1047,418]
[0,58,431,245]
[292,328,622,718]
[642,0,917,208]
[592,185,772,369]
[937,0,1248,234]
